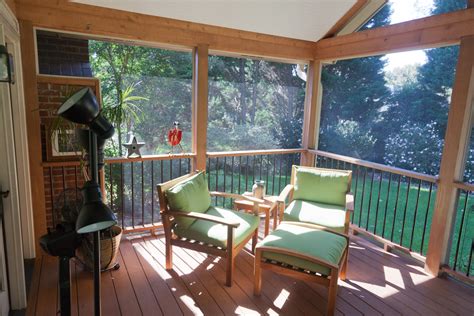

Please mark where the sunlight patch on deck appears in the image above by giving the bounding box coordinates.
[383,266,405,289]
[273,288,290,309]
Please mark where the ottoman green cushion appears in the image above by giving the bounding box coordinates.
[293,166,350,206]
[174,206,259,249]
[257,222,347,276]
[166,172,211,229]
[283,200,346,233]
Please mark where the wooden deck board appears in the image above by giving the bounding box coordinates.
[27,233,474,316]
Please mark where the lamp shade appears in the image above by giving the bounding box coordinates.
[76,181,117,234]
[58,88,115,139]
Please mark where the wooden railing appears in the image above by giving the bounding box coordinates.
[443,181,474,281]
[43,153,194,233]
[206,149,304,208]
[310,149,438,259]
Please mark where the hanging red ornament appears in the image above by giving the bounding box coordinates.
[167,121,184,154]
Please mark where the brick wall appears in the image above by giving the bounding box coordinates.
[38,79,99,227]
[37,30,93,77]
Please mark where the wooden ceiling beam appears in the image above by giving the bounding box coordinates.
[14,0,314,62]
[323,0,369,39]
[314,8,474,61]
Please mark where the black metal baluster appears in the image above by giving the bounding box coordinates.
[358,168,368,228]
[272,155,277,195]
[231,156,235,194]
[178,158,182,175]
[453,191,469,271]
[141,161,145,226]
[374,171,383,234]
[400,177,412,246]
[169,159,173,180]
[467,241,473,277]
[352,165,360,223]
[238,156,242,194]
[390,175,403,242]
[151,161,154,225]
[252,155,257,184]
[223,157,227,206]
[215,157,219,205]
[265,155,270,195]
[131,162,135,228]
[420,182,434,254]
[207,157,211,189]
[245,156,249,192]
[366,169,376,230]
[259,155,263,181]
[409,180,423,251]
[382,173,393,238]
[109,164,113,211]
[187,158,191,173]
[121,163,124,229]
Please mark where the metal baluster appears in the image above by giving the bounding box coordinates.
[223,156,227,206]
[390,175,402,242]
[278,155,284,193]
[381,173,393,238]
[109,164,113,211]
[151,161,154,225]
[231,156,235,194]
[238,156,242,194]
[187,158,191,173]
[420,182,434,254]
[453,191,469,271]
[265,155,270,195]
[467,241,473,277]
[374,171,383,235]
[169,159,173,180]
[121,163,124,229]
[409,180,423,251]
[245,156,249,192]
[252,155,257,184]
[352,165,360,223]
[215,157,219,205]
[358,168,368,228]
[366,169,376,230]
[259,155,263,181]
[141,161,145,226]
[178,158,182,175]
[131,162,135,228]
[400,177,412,246]
[207,157,211,189]
[272,155,277,195]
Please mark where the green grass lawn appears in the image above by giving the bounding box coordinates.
[207,167,474,276]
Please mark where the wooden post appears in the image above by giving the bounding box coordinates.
[300,61,323,166]
[191,44,209,171]
[19,20,47,253]
[425,36,474,276]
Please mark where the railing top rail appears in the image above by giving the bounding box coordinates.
[453,181,474,192]
[310,149,438,183]
[42,153,196,167]
[206,148,305,158]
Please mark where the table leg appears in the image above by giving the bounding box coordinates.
[264,209,270,236]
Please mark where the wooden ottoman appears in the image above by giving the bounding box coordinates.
[254,221,349,315]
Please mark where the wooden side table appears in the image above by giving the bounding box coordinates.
[234,192,279,236]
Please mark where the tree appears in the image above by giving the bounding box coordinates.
[319,4,391,161]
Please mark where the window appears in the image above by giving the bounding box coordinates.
[89,40,193,156]
[361,0,467,31]
[319,45,459,176]
[207,55,306,151]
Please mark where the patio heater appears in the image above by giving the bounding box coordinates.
[57,87,117,316]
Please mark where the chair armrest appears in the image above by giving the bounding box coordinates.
[277,184,294,203]
[345,193,354,213]
[167,211,240,228]
[210,191,265,204]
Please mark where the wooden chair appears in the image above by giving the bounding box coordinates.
[254,221,349,316]
[277,165,354,234]
[157,171,263,286]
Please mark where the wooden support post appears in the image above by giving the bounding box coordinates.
[191,44,209,171]
[425,36,474,276]
[19,20,47,253]
[300,61,323,167]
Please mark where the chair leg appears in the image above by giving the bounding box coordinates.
[226,252,234,287]
[327,269,339,316]
[252,229,258,253]
[254,249,262,296]
[340,249,349,280]
[165,241,173,270]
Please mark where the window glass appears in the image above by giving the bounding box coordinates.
[207,55,306,151]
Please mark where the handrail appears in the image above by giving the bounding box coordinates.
[206,148,305,158]
[310,149,438,183]
[453,181,474,192]
[42,153,195,167]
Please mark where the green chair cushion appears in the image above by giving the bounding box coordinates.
[257,222,347,276]
[166,172,211,229]
[174,206,259,249]
[293,166,350,206]
[283,200,346,233]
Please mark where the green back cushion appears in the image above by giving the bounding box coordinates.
[166,172,211,229]
[293,167,350,206]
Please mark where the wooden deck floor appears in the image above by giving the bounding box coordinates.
[27,232,474,315]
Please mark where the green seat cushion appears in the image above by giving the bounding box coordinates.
[257,222,347,276]
[293,166,350,206]
[283,200,346,233]
[174,206,259,249]
[166,172,211,229]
